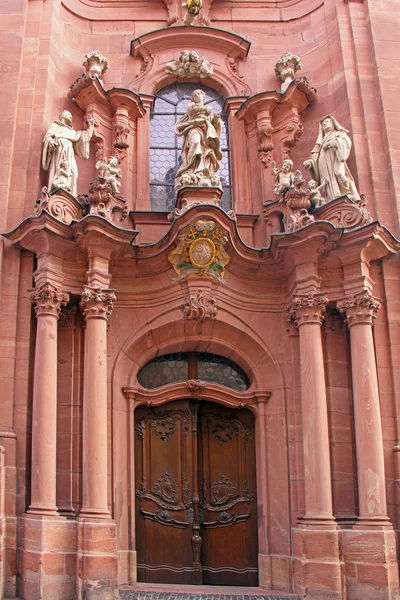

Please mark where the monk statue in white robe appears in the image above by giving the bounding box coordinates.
[304,114,360,202]
[42,110,95,196]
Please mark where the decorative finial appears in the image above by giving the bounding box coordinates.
[274,52,301,94]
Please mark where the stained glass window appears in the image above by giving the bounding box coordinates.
[150,83,232,212]
[137,352,249,391]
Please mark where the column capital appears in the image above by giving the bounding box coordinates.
[80,286,116,324]
[29,283,69,318]
[288,292,329,327]
[337,290,381,327]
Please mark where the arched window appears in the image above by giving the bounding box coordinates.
[137,352,249,391]
[150,83,232,212]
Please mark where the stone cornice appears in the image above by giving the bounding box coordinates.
[130,26,250,60]
[122,382,271,410]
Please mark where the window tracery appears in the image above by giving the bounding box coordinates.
[150,83,232,212]
[137,352,249,391]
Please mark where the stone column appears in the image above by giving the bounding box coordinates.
[28,283,68,515]
[338,291,390,526]
[79,286,116,518]
[289,292,335,524]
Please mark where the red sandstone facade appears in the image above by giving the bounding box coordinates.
[1,1,400,600]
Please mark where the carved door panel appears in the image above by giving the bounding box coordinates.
[198,403,258,585]
[135,400,258,585]
[135,400,194,583]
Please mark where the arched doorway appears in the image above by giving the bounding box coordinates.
[134,353,258,586]
[135,399,258,586]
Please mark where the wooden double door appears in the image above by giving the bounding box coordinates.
[135,400,258,586]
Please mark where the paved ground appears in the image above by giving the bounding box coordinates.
[120,591,300,600]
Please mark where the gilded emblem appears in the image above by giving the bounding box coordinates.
[168,217,230,281]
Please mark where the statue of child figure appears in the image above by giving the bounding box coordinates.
[51,159,72,193]
[271,159,301,198]
[308,178,327,207]
[95,156,122,196]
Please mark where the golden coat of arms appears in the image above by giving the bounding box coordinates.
[168,218,230,281]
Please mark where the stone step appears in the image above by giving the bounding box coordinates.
[119,588,300,600]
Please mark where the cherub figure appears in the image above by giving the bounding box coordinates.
[308,178,327,207]
[182,0,203,26]
[95,156,122,196]
[51,159,72,193]
[271,159,296,198]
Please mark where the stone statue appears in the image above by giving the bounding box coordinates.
[95,156,122,195]
[271,159,301,198]
[304,114,360,202]
[165,50,213,79]
[42,110,95,196]
[175,89,222,191]
[307,178,327,207]
[182,0,203,25]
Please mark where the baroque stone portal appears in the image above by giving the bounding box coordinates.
[175,89,222,192]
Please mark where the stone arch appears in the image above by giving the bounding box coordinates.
[111,309,291,589]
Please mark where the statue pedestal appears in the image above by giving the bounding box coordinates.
[171,186,223,219]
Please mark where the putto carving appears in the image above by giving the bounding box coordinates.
[307,178,327,207]
[166,50,213,79]
[183,0,203,26]
[304,114,361,202]
[288,292,329,327]
[42,110,95,197]
[175,89,222,192]
[337,291,381,327]
[272,159,298,199]
[82,50,109,79]
[80,286,116,324]
[30,283,69,318]
[88,156,127,223]
[183,289,218,320]
[274,52,302,94]
[168,217,230,281]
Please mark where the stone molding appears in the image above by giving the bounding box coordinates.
[337,291,381,327]
[288,292,329,327]
[80,286,116,324]
[30,283,69,318]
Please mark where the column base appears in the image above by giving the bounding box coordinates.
[353,516,393,530]
[293,526,345,600]
[342,528,400,600]
[27,503,60,517]
[79,507,111,519]
[77,518,118,600]
[18,513,77,600]
[297,515,340,530]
